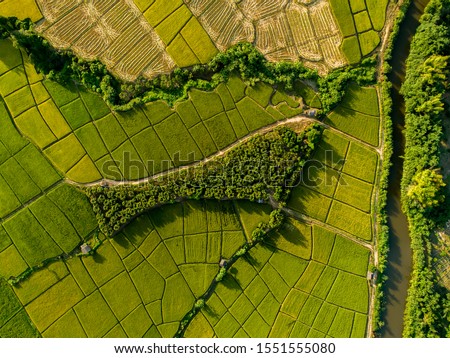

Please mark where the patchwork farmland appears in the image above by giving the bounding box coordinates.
[0,0,391,339]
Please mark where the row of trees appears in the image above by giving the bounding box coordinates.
[0,16,376,114]
[86,125,322,237]
[400,0,450,338]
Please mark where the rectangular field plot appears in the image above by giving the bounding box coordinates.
[341,84,379,117]
[326,107,379,146]
[312,226,335,264]
[334,174,373,213]
[288,185,332,222]
[326,201,372,241]
[327,271,369,314]
[328,235,370,276]
[313,129,349,170]
[343,141,378,183]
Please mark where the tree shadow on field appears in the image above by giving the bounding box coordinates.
[92,252,105,264]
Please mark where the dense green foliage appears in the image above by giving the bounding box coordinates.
[400,0,450,338]
[0,16,375,115]
[87,125,322,236]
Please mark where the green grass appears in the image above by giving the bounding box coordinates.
[269,218,312,260]
[276,103,303,117]
[46,184,97,238]
[176,99,201,128]
[190,89,223,120]
[59,98,92,130]
[329,0,356,37]
[288,185,332,222]
[243,311,271,337]
[162,272,195,322]
[313,129,349,170]
[142,100,174,125]
[133,0,154,12]
[326,202,372,240]
[269,312,296,337]
[297,295,323,326]
[165,236,184,265]
[82,241,124,287]
[180,264,217,297]
[0,66,27,97]
[234,201,271,239]
[328,235,370,276]
[100,271,141,321]
[327,271,369,313]
[0,174,21,217]
[121,305,153,338]
[155,5,192,44]
[0,102,28,154]
[246,82,273,107]
[341,84,379,116]
[366,0,389,31]
[311,266,339,299]
[4,86,35,117]
[227,76,247,102]
[43,134,85,173]
[272,90,300,108]
[302,161,340,197]
[0,278,22,326]
[38,100,71,139]
[184,234,207,262]
[312,226,335,264]
[79,89,110,120]
[150,203,184,239]
[111,140,148,180]
[143,0,183,27]
[0,245,28,279]
[326,107,379,146]
[0,310,39,337]
[280,288,308,318]
[354,11,372,33]
[349,0,366,13]
[215,312,240,337]
[204,112,237,149]
[341,36,361,65]
[43,80,78,107]
[31,83,50,104]
[130,261,165,304]
[180,17,218,63]
[29,196,80,253]
[13,261,68,305]
[290,321,310,337]
[0,0,42,22]
[95,113,128,151]
[244,276,269,307]
[0,226,11,251]
[296,261,325,293]
[26,276,84,332]
[166,34,199,68]
[257,292,279,326]
[0,40,22,76]
[226,109,249,138]
[358,30,380,56]
[131,127,173,175]
[42,310,86,338]
[312,301,338,334]
[229,294,255,325]
[3,209,62,267]
[67,156,101,183]
[328,307,354,337]
[148,243,179,278]
[66,258,96,296]
[115,108,149,137]
[189,122,217,156]
[343,141,378,183]
[154,113,202,165]
[74,290,118,337]
[75,123,108,161]
[236,97,276,132]
[184,201,207,234]
[351,312,368,337]
[184,312,214,337]
[232,258,257,290]
[15,107,57,149]
[335,174,373,212]
[215,84,235,111]
[259,264,290,303]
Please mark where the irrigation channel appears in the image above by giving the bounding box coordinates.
[381,0,430,338]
